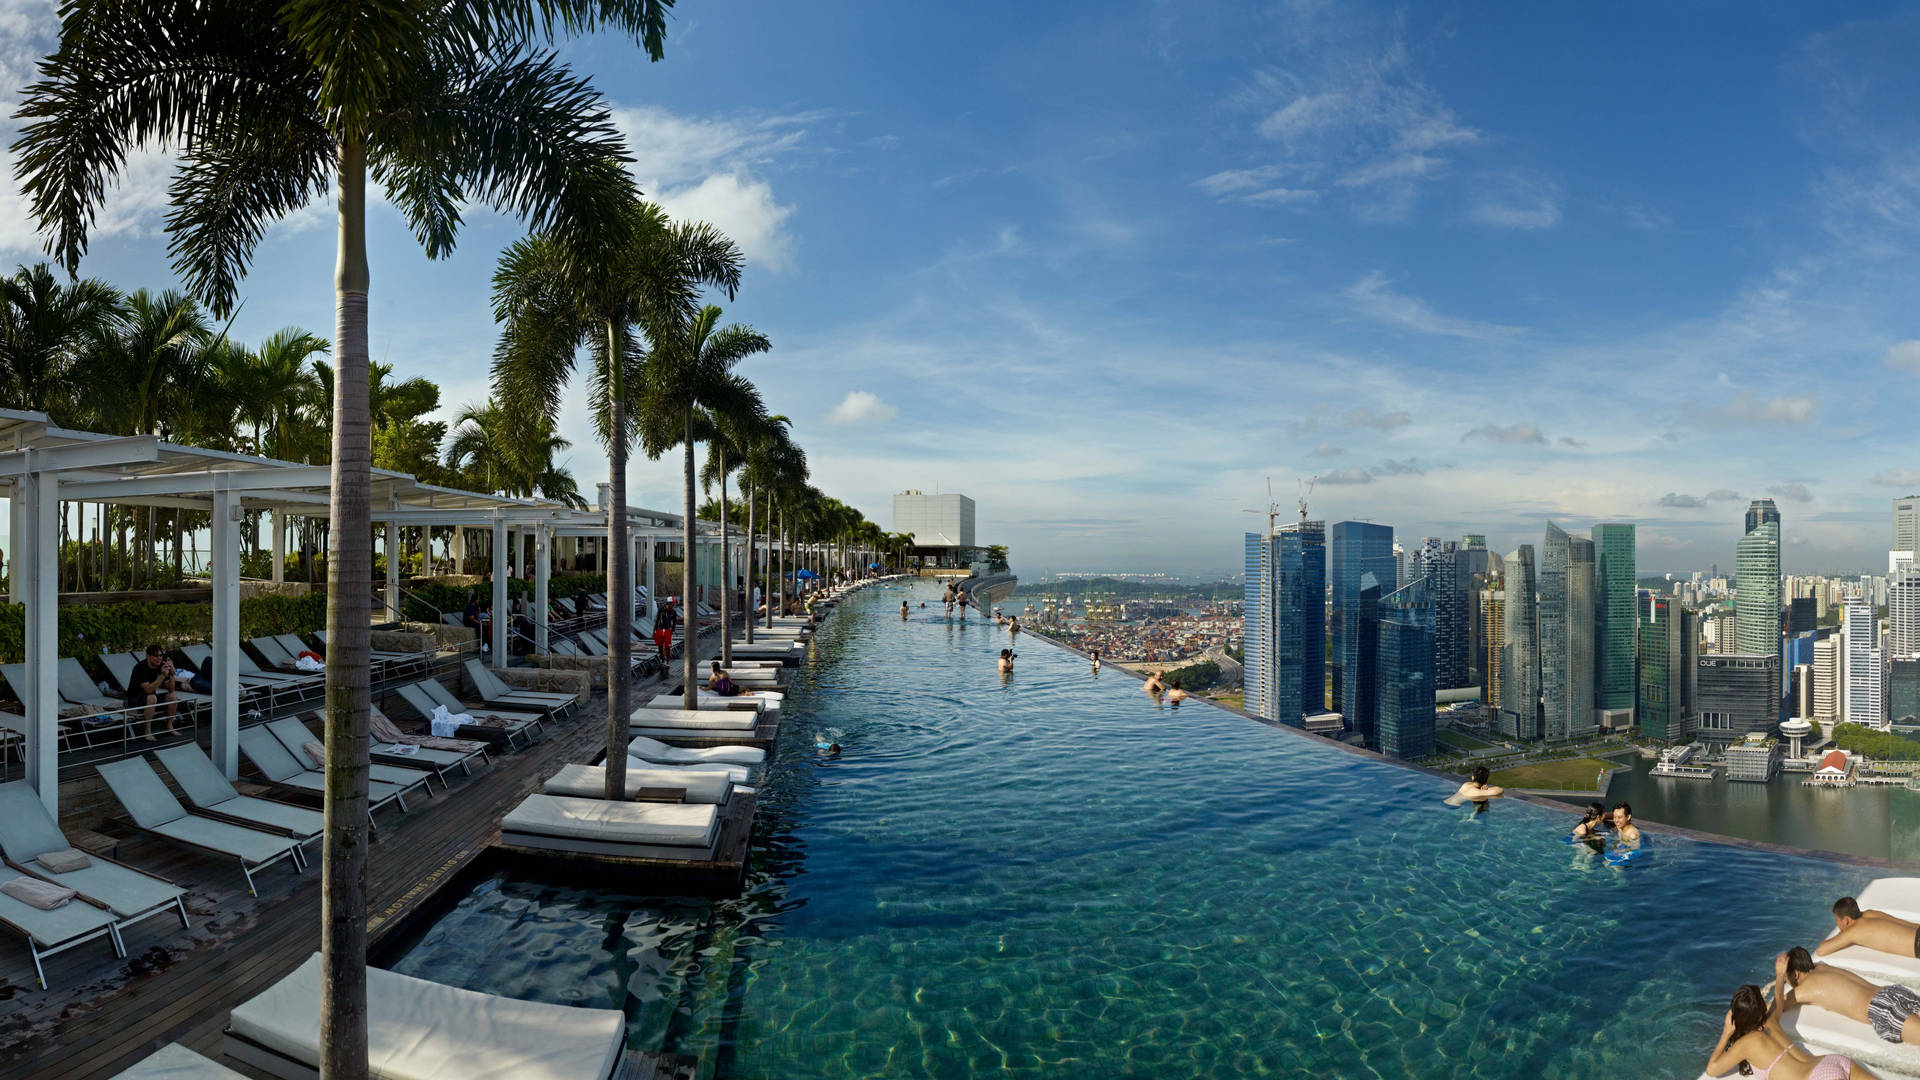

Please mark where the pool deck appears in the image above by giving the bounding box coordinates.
[0,665,714,1080]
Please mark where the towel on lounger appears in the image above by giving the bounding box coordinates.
[302,741,327,768]
[295,655,325,672]
[429,704,474,738]
[34,848,90,873]
[370,711,485,753]
[1,876,75,909]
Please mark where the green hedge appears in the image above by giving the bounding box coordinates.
[0,592,331,667]
[399,572,609,623]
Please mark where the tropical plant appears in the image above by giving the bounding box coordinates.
[12,0,667,1070]
[729,413,795,644]
[637,304,768,708]
[0,262,124,415]
[492,201,744,795]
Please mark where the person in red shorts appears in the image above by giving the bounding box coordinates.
[651,598,678,665]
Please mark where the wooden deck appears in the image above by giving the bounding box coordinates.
[0,668,712,1080]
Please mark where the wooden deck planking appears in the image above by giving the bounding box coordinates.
[0,652,719,1080]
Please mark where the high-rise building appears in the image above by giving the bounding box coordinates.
[1696,653,1781,743]
[1375,576,1436,760]
[1501,545,1540,740]
[1637,597,1696,743]
[1592,524,1637,728]
[1539,523,1596,740]
[1844,597,1884,730]
[1792,663,1814,720]
[1735,522,1781,658]
[1788,597,1818,636]
[1890,659,1920,727]
[1895,496,1920,559]
[1458,538,1499,690]
[1814,635,1841,723]
[1423,542,1468,690]
[1239,521,1327,727]
[1330,521,1394,741]
[1481,588,1505,714]
[1889,567,1920,664]
[1746,498,1780,538]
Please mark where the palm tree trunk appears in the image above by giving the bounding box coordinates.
[321,138,372,1080]
[603,321,632,801]
[777,503,787,621]
[764,490,774,629]
[742,484,755,645]
[681,410,699,709]
[718,448,732,666]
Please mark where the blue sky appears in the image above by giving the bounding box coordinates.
[5,1,1920,576]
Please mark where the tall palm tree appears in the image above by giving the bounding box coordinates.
[214,328,330,454]
[0,262,124,416]
[443,401,515,493]
[698,405,767,665]
[733,414,795,644]
[637,305,768,709]
[491,202,744,798]
[12,4,666,1072]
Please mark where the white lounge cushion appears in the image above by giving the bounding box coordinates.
[544,763,734,804]
[111,1042,247,1079]
[627,735,764,765]
[230,953,623,1080]
[502,794,718,848]
[624,708,757,731]
[1782,999,1920,1077]
[1823,878,1920,988]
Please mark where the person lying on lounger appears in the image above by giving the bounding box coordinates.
[1819,897,1920,962]
[1776,946,1920,1046]
[706,661,741,697]
[1706,982,1878,1080]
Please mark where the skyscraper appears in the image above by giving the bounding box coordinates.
[1895,496,1920,559]
[1889,566,1920,664]
[1891,659,1920,727]
[1844,597,1884,730]
[1501,545,1540,740]
[1539,523,1596,740]
[1736,522,1781,658]
[1330,521,1394,739]
[1814,635,1840,723]
[1745,498,1780,538]
[1242,522,1327,727]
[1481,587,1505,714]
[1592,524,1637,728]
[1375,576,1436,760]
[1423,541,1468,690]
[1637,596,1696,743]
[1697,653,1781,743]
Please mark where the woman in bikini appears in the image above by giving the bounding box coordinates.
[1705,983,1876,1079]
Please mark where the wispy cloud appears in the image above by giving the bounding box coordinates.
[1342,406,1411,431]
[827,390,898,425]
[1378,458,1426,475]
[1769,482,1814,503]
[1705,489,1742,501]
[1311,441,1343,457]
[1463,422,1548,445]
[1874,469,1920,488]
[1344,271,1523,339]
[1658,493,1709,508]
[1470,170,1564,230]
[1194,166,1318,207]
[1723,393,1817,424]
[1884,340,1920,373]
[1316,467,1374,485]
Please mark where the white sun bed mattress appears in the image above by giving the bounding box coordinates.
[111,1042,247,1079]
[502,794,719,848]
[1822,878,1920,988]
[229,952,623,1080]
[625,708,757,731]
[643,692,777,713]
[627,735,765,765]
[1780,1001,1920,1079]
[543,763,736,804]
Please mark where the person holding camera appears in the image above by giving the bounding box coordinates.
[125,643,182,741]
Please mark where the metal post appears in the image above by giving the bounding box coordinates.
[7,491,23,604]
[453,525,465,575]
[21,467,58,813]
[211,485,241,779]
[491,515,508,661]
[385,519,400,621]
[535,524,550,652]
[271,508,285,583]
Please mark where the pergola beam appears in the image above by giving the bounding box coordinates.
[60,465,335,501]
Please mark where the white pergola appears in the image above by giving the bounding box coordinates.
[0,408,753,815]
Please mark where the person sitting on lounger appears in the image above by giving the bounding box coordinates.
[126,644,182,741]
[1706,982,1878,1080]
[1776,945,1920,1046]
[707,661,741,697]
[1818,897,1920,962]
[1450,765,1504,803]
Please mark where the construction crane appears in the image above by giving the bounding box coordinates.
[1242,477,1283,535]
[1297,475,1317,526]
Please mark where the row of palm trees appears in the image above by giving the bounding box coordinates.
[9,2,888,1074]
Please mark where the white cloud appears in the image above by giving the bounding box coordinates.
[1883,340,1920,373]
[1311,441,1343,457]
[1658,493,1707,508]
[1724,393,1816,424]
[1470,171,1564,230]
[1316,467,1373,485]
[1343,270,1523,340]
[1462,422,1548,445]
[1193,166,1317,207]
[613,105,816,271]
[1342,406,1410,431]
[1768,482,1814,503]
[1874,469,1920,488]
[652,173,795,271]
[827,390,898,425]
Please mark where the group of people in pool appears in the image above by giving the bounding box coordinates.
[1704,895,1920,1079]
[1141,669,1189,703]
[1446,769,1645,852]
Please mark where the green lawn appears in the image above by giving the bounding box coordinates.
[1437,730,1493,751]
[1488,757,1616,791]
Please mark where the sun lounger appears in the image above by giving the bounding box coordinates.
[402,680,542,744]
[0,875,123,987]
[237,727,418,819]
[627,734,764,766]
[230,645,324,695]
[311,629,432,675]
[543,763,742,804]
[367,706,489,779]
[248,636,320,676]
[1822,878,1920,988]
[0,779,190,937]
[1777,998,1920,1078]
[153,744,325,847]
[226,952,626,1080]
[624,708,759,731]
[462,660,577,715]
[177,645,301,705]
[261,716,438,793]
[96,758,303,896]
[646,690,780,713]
[110,1042,248,1079]
[501,794,721,860]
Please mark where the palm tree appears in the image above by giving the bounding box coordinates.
[637,305,769,709]
[491,202,744,798]
[734,414,796,644]
[215,329,330,454]
[443,401,515,493]
[698,406,765,665]
[12,3,667,1071]
[0,262,124,415]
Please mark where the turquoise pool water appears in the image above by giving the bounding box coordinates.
[394,582,1872,1078]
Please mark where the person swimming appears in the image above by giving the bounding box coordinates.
[1166,679,1188,704]
[1090,649,1101,672]
[901,600,910,620]
[998,648,1015,673]
[1142,670,1165,695]
[1446,765,1504,805]
[1571,801,1609,840]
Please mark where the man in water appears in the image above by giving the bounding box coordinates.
[1009,616,1020,638]
[1820,896,1920,962]
[956,587,971,618]
[1609,803,1641,850]
[1775,945,1920,1045]
[1142,671,1165,695]
[1166,680,1188,704]
[998,648,1015,673]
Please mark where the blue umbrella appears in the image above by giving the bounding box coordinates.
[796,568,819,579]
[869,562,881,569]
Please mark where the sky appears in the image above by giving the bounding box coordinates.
[4,1,1920,578]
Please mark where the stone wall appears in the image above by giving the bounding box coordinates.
[370,628,439,656]
[399,621,474,652]
[534,653,615,689]
[486,665,590,702]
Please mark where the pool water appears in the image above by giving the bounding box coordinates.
[393,583,1872,1078]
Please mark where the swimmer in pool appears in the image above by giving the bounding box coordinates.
[901,600,910,620]
[1090,649,1101,673]
[1449,765,1504,803]
[1609,803,1642,851]
[998,648,1015,673]
[1142,671,1165,696]
[1166,680,1188,704]
[1571,801,1609,840]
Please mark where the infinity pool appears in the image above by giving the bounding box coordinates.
[394,582,1872,1078]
